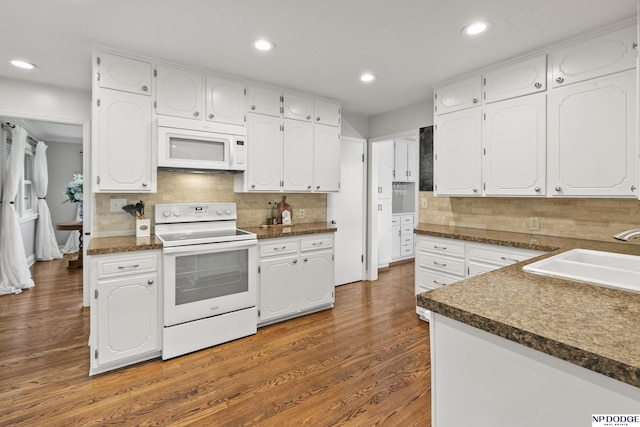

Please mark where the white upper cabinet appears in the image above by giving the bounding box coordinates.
[313,100,340,126]
[483,93,546,196]
[484,55,547,103]
[155,65,204,120]
[246,114,283,191]
[434,76,482,115]
[98,53,152,96]
[378,141,394,199]
[551,25,637,88]
[434,107,482,196]
[283,92,313,122]
[393,140,417,182]
[205,76,246,126]
[313,124,341,191]
[95,88,155,192]
[247,86,282,117]
[283,119,314,191]
[547,70,637,197]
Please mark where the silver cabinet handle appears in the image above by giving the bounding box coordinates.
[118,264,140,269]
[433,261,447,267]
[555,186,561,192]
[306,115,311,120]
[142,182,148,187]
[433,280,446,286]
[534,82,542,89]
[208,113,214,119]
[534,187,541,192]
[316,185,320,189]
[251,105,256,110]
[316,117,321,121]
[303,257,308,262]
[555,77,564,84]
[147,279,154,285]
[500,256,520,263]
[312,242,323,246]
[472,98,478,104]
[251,184,256,188]
[632,185,637,192]
[293,259,298,264]
[331,220,337,224]
[473,188,478,193]
[141,85,148,92]
[193,111,200,117]
[434,245,447,250]
[307,185,312,189]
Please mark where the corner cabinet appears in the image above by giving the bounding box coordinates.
[258,234,335,326]
[93,52,156,193]
[89,250,161,375]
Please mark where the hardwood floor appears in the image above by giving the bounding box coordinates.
[0,257,431,426]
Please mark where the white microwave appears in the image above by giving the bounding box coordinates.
[158,124,246,172]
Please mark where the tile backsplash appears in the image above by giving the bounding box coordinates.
[418,192,640,243]
[93,171,327,237]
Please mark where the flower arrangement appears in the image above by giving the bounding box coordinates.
[64,173,83,203]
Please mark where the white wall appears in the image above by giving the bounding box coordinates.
[368,99,434,138]
[0,77,90,124]
[342,112,369,138]
[47,141,83,245]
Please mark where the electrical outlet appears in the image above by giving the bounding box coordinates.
[421,198,428,208]
[299,209,305,219]
[110,198,127,213]
[529,217,540,231]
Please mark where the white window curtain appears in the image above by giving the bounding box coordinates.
[34,141,63,261]
[0,126,34,295]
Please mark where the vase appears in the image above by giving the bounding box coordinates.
[78,201,83,222]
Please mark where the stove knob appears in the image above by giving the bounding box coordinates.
[173,210,181,217]
[216,209,223,215]
[163,210,171,217]
[225,209,232,215]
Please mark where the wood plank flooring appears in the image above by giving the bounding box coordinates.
[0,257,431,426]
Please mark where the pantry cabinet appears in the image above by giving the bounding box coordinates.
[155,64,204,119]
[483,93,546,196]
[434,107,482,195]
[547,70,637,197]
[89,250,161,375]
[97,53,152,96]
[258,234,334,326]
[94,88,156,192]
[434,75,482,115]
[484,55,546,103]
[550,25,637,88]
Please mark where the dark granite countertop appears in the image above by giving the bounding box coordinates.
[87,235,163,255]
[242,222,337,239]
[415,223,640,388]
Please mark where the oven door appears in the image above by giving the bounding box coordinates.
[162,239,257,327]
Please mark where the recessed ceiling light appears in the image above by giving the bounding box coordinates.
[360,73,377,82]
[10,59,37,70]
[462,21,491,36]
[252,39,275,51]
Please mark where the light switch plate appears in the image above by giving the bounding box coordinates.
[529,217,540,231]
[110,198,127,212]
[299,209,305,219]
[421,199,428,208]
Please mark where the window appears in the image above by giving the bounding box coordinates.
[1,128,37,219]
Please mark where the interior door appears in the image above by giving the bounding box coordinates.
[327,137,365,286]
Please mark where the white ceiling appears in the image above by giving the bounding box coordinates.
[0,0,637,120]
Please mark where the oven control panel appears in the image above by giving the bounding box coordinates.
[156,203,237,224]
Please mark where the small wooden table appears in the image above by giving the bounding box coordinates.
[55,221,83,269]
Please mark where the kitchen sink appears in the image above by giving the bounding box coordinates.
[523,249,640,293]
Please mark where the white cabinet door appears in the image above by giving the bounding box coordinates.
[97,273,159,365]
[377,198,392,268]
[247,114,283,191]
[313,124,341,192]
[283,119,313,191]
[155,65,204,120]
[283,92,313,122]
[378,141,394,198]
[299,250,334,311]
[314,100,340,126]
[406,140,417,182]
[434,76,482,115]
[484,55,547,103]
[259,255,299,323]
[247,86,281,117]
[483,93,546,196]
[394,140,408,181]
[95,89,155,192]
[391,225,401,259]
[548,70,637,197]
[205,76,245,126]
[551,25,637,88]
[98,53,152,96]
[434,107,482,195]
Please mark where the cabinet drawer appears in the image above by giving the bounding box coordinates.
[417,267,460,293]
[417,236,465,257]
[401,234,414,247]
[419,253,465,277]
[300,235,333,252]
[401,225,414,235]
[401,215,414,225]
[96,252,158,279]
[467,244,544,266]
[260,240,298,257]
[391,216,401,226]
[400,245,414,256]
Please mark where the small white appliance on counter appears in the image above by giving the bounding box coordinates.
[157,116,247,172]
[155,202,257,359]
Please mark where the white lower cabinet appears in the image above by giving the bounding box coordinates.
[90,250,161,375]
[415,235,545,320]
[392,214,415,261]
[258,234,335,326]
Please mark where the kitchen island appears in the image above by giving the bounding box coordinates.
[415,224,640,426]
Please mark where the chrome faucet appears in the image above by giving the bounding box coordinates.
[612,229,640,242]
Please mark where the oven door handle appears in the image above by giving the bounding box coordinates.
[161,239,258,255]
